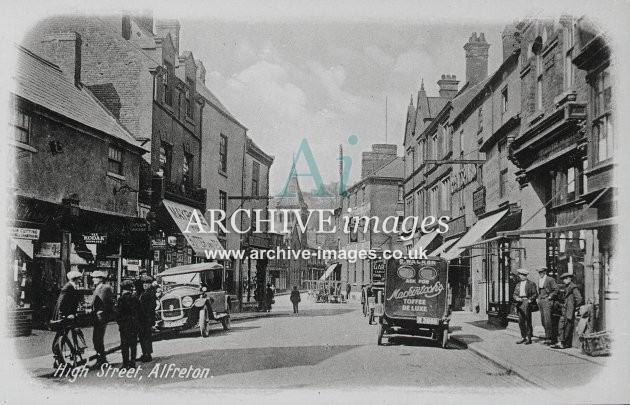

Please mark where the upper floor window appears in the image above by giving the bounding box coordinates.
[477,106,483,133]
[398,185,404,202]
[361,186,366,204]
[159,142,172,181]
[163,62,173,106]
[431,134,438,160]
[218,190,227,236]
[440,177,450,212]
[108,145,123,175]
[430,185,439,218]
[501,88,509,114]
[11,109,31,145]
[593,67,613,163]
[252,161,260,197]
[185,78,194,119]
[219,134,228,173]
[564,19,576,90]
[183,152,193,189]
[536,56,543,110]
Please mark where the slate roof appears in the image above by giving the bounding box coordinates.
[196,82,247,130]
[371,156,403,179]
[13,45,138,146]
[450,76,491,124]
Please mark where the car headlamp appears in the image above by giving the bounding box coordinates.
[182,296,194,308]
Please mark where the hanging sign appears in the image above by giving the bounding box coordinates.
[82,233,108,244]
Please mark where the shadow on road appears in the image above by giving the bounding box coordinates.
[284,308,356,318]
[385,335,464,350]
[449,334,484,345]
[466,320,506,330]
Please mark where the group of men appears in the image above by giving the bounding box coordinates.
[52,268,157,369]
[513,267,583,349]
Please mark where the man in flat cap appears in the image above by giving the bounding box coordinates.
[512,269,538,345]
[536,267,559,345]
[52,271,83,361]
[91,271,114,366]
[138,275,156,362]
[553,273,583,349]
[116,280,140,369]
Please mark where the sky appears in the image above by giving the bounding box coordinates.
[178,19,506,195]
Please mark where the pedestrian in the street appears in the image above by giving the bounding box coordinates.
[90,270,114,366]
[116,280,140,369]
[51,270,83,361]
[346,283,352,300]
[513,268,538,345]
[290,285,301,314]
[265,283,274,312]
[138,275,156,362]
[553,273,583,349]
[134,267,148,296]
[536,267,559,345]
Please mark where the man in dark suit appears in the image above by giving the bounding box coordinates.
[116,280,141,369]
[90,270,114,366]
[52,270,83,361]
[553,273,583,349]
[536,267,559,345]
[513,268,538,345]
[138,275,156,362]
[52,270,83,321]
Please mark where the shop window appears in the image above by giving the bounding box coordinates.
[159,142,172,181]
[108,145,123,175]
[219,134,228,173]
[252,161,260,197]
[11,108,31,145]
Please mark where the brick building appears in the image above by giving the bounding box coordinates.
[9,44,145,325]
[22,15,223,277]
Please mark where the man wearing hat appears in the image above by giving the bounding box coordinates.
[553,273,583,349]
[134,268,148,296]
[91,271,114,366]
[512,269,538,344]
[52,270,83,321]
[138,274,156,362]
[536,267,559,345]
[116,280,141,369]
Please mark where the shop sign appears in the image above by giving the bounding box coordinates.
[34,242,61,258]
[372,260,385,283]
[129,221,149,233]
[10,227,40,240]
[82,233,108,244]
[150,238,167,250]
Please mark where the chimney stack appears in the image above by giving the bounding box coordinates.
[195,60,206,84]
[361,144,397,179]
[437,74,459,99]
[501,23,521,61]
[464,32,490,86]
[155,19,181,55]
[40,32,82,87]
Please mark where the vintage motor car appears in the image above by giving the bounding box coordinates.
[155,262,231,337]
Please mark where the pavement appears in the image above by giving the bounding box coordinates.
[448,311,609,390]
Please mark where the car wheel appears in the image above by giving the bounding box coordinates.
[222,315,230,331]
[377,322,385,346]
[199,307,210,338]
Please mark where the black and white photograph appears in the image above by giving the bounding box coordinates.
[1,1,628,403]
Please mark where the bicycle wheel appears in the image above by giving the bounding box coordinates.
[58,335,81,368]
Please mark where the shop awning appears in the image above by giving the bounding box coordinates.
[11,238,33,259]
[162,199,224,256]
[497,217,618,237]
[430,238,459,257]
[410,231,439,254]
[442,209,509,261]
[319,263,341,281]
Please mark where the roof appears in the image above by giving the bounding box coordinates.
[157,262,223,277]
[450,76,492,125]
[427,97,449,118]
[13,45,139,147]
[196,81,247,130]
[371,156,404,178]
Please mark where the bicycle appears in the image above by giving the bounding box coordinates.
[50,316,87,369]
